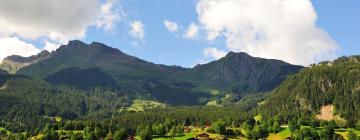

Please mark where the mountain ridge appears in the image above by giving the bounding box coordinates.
[179,50,304,94]
[2,40,303,105]
[0,50,50,74]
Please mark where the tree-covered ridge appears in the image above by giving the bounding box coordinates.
[15,41,209,105]
[259,55,360,125]
[0,74,132,132]
[5,40,303,106]
[2,54,360,139]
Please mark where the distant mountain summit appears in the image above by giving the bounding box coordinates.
[180,51,304,94]
[12,40,303,105]
[18,40,186,79]
[0,50,50,74]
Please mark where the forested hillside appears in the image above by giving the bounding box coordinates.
[15,41,209,105]
[2,49,360,140]
[5,40,302,105]
[258,56,360,125]
[4,41,360,140]
[0,74,131,132]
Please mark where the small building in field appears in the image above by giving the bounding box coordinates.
[197,133,212,140]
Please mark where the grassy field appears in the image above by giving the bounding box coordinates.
[126,99,166,112]
[335,128,360,140]
[206,100,218,106]
[31,134,44,140]
[153,133,195,140]
[267,128,291,140]
[253,114,263,122]
[0,127,10,137]
[277,128,291,138]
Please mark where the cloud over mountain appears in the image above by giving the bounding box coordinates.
[203,47,226,60]
[196,0,339,65]
[0,37,40,62]
[0,0,120,42]
[0,0,121,60]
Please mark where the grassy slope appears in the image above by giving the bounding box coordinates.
[0,127,10,135]
[267,128,291,140]
[335,129,360,140]
[153,133,195,140]
[126,99,166,112]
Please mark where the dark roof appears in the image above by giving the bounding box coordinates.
[198,133,209,137]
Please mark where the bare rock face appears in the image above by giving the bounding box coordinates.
[316,104,346,124]
[0,50,50,74]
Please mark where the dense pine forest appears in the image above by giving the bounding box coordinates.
[258,56,360,124]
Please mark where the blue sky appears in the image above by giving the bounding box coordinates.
[312,0,360,57]
[0,0,359,67]
[85,0,360,67]
[85,0,208,67]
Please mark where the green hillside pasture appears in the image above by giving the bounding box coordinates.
[126,99,166,112]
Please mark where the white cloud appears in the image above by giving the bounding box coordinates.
[164,20,179,33]
[0,37,40,62]
[129,20,145,41]
[203,47,226,60]
[196,0,339,66]
[96,0,122,32]
[0,0,121,43]
[189,59,209,68]
[43,40,60,52]
[184,23,199,39]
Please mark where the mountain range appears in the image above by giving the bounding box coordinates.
[1,40,303,105]
[2,40,360,134]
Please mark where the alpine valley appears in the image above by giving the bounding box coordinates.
[1,40,360,140]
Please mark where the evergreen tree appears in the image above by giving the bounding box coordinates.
[139,126,152,140]
[319,124,335,140]
[288,119,299,132]
[272,120,281,133]
[114,128,127,140]
[94,126,104,138]
[212,120,226,135]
